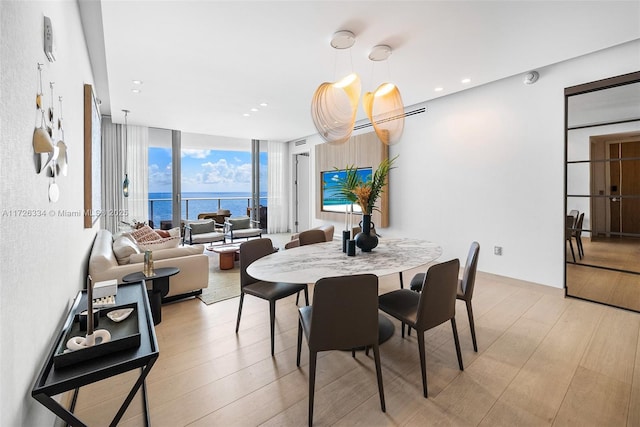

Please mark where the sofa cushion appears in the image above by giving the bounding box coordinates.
[228,216,251,230]
[128,225,161,243]
[113,236,140,265]
[168,227,181,237]
[137,236,181,251]
[156,229,170,238]
[189,220,216,234]
[129,244,205,263]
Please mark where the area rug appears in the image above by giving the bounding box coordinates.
[197,250,241,305]
[196,233,293,305]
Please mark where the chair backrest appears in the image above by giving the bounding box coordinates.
[308,274,379,352]
[568,209,579,226]
[298,229,327,246]
[415,259,460,331]
[565,215,574,239]
[460,242,480,298]
[575,212,584,232]
[240,238,274,287]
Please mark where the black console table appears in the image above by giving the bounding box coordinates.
[122,267,180,325]
[32,282,159,427]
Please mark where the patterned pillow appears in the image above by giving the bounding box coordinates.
[128,225,161,243]
[137,236,181,251]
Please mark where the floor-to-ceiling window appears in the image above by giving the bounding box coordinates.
[147,131,267,228]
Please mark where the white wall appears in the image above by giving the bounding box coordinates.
[0,2,97,425]
[293,39,640,288]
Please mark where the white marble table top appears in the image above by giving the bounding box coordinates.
[247,238,442,284]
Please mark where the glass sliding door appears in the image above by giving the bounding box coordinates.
[147,128,174,230]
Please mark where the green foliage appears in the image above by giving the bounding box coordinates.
[335,155,398,214]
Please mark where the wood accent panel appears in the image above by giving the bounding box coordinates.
[315,132,389,228]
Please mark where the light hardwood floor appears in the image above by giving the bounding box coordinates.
[70,264,640,426]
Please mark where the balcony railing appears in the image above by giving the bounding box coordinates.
[148,195,267,229]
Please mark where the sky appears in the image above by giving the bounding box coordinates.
[148,148,268,194]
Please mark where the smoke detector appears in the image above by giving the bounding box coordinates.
[524,71,540,85]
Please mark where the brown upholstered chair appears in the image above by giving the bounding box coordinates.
[379,259,463,398]
[297,274,385,426]
[410,241,480,352]
[235,238,309,356]
[298,229,328,246]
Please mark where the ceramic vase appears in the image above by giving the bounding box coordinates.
[355,214,379,252]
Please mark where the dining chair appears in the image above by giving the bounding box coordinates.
[297,274,385,426]
[298,229,328,246]
[379,258,463,398]
[566,215,577,262]
[294,228,328,305]
[572,212,585,259]
[410,242,481,352]
[236,238,309,356]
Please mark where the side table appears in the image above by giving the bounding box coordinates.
[209,244,241,270]
[123,267,180,325]
[32,282,158,427]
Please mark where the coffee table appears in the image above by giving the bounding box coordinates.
[122,267,180,325]
[209,244,241,270]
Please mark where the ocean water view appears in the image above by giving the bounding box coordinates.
[148,192,267,227]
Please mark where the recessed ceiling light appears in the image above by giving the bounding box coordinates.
[461,78,471,84]
[434,87,444,92]
[131,88,141,93]
[260,102,268,107]
[243,113,250,117]
[251,108,258,112]
[132,80,143,85]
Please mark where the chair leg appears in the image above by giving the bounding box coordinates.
[352,349,356,358]
[269,300,276,356]
[577,236,584,258]
[235,292,245,333]
[304,286,309,306]
[372,343,386,412]
[296,292,300,305]
[296,320,303,367]
[465,300,478,352]
[399,271,404,289]
[567,239,576,262]
[417,331,428,398]
[401,322,405,338]
[451,318,464,371]
[308,351,317,427]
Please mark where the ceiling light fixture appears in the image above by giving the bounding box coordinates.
[131,88,141,93]
[132,80,143,85]
[311,30,361,145]
[251,108,258,112]
[435,87,444,92]
[461,78,471,84]
[260,102,268,107]
[363,45,404,145]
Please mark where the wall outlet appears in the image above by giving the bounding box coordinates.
[494,246,503,256]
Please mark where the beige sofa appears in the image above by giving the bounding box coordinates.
[88,229,209,299]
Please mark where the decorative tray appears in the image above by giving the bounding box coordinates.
[53,302,140,369]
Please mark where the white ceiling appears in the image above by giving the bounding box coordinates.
[80,0,640,142]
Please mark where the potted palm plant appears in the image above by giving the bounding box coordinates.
[336,155,397,251]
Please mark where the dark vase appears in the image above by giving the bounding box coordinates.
[355,214,379,252]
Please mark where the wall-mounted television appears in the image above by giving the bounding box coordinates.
[321,167,372,213]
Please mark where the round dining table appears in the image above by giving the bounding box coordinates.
[247,237,442,343]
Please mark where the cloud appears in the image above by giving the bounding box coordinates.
[199,159,252,185]
[181,149,212,159]
[149,163,172,185]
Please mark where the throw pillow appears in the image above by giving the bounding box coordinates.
[156,230,170,238]
[128,225,161,243]
[168,227,181,237]
[137,236,181,251]
[189,220,215,234]
[113,236,140,265]
[229,216,250,230]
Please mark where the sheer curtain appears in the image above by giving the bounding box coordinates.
[101,117,148,233]
[267,140,289,233]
